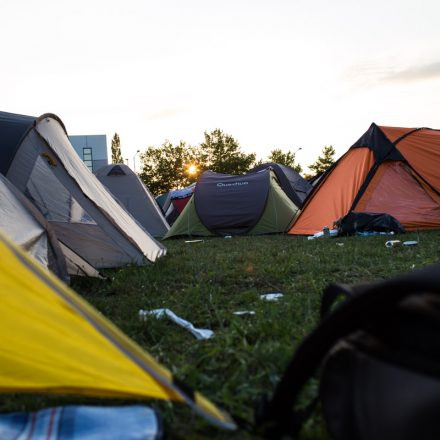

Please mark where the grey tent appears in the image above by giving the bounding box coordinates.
[0,111,166,270]
[0,173,98,279]
[95,164,169,237]
[164,169,299,237]
[249,163,312,208]
[0,173,68,281]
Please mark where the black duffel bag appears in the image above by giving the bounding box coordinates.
[335,211,405,235]
[256,265,440,439]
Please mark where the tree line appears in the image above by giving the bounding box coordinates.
[111,129,336,196]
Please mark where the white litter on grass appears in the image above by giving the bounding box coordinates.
[224,235,232,239]
[260,293,284,301]
[307,229,339,240]
[385,240,401,248]
[139,308,214,340]
[336,243,344,247]
[307,231,324,240]
[386,239,419,248]
[185,239,204,243]
[233,311,256,316]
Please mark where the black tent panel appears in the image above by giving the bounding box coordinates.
[0,111,36,174]
[107,165,126,176]
[249,163,311,207]
[276,164,312,203]
[194,170,270,235]
[351,123,404,162]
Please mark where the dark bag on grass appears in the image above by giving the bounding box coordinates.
[336,211,405,235]
[256,265,440,439]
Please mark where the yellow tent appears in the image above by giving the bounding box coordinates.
[0,231,235,430]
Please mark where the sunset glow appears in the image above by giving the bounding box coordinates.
[1,0,440,171]
[187,164,198,175]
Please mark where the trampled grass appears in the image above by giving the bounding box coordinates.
[2,231,439,438]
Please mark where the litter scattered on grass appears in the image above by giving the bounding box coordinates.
[385,240,401,248]
[307,232,323,240]
[307,229,339,240]
[185,239,204,244]
[224,235,232,239]
[307,234,321,241]
[385,240,418,248]
[233,311,256,316]
[260,293,284,301]
[336,242,344,247]
[356,231,395,237]
[139,308,214,340]
[310,230,399,240]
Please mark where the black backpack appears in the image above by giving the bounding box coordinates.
[335,211,405,235]
[255,265,440,439]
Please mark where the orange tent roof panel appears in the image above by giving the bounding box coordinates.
[289,148,374,235]
[379,126,415,143]
[396,128,440,193]
[356,161,440,230]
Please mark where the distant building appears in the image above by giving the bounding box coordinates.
[69,135,108,172]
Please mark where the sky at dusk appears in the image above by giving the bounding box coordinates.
[2,0,440,171]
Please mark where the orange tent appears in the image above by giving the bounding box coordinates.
[289,123,440,235]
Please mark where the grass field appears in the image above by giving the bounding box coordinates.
[3,230,439,438]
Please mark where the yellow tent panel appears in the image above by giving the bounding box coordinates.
[0,231,235,430]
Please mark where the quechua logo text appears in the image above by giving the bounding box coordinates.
[216,181,249,188]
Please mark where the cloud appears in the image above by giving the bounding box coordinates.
[346,60,440,87]
[381,61,440,83]
[145,108,186,121]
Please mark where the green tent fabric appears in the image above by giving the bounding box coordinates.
[163,197,215,238]
[249,173,300,234]
[164,171,298,238]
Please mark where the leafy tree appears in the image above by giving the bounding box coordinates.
[196,129,256,175]
[111,133,124,164]
[138,129,256,195]
[305,145,336,179]
[138,141,198,195]
[267,148,303,173]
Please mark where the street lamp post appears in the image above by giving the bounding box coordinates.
[133,150,140,172]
